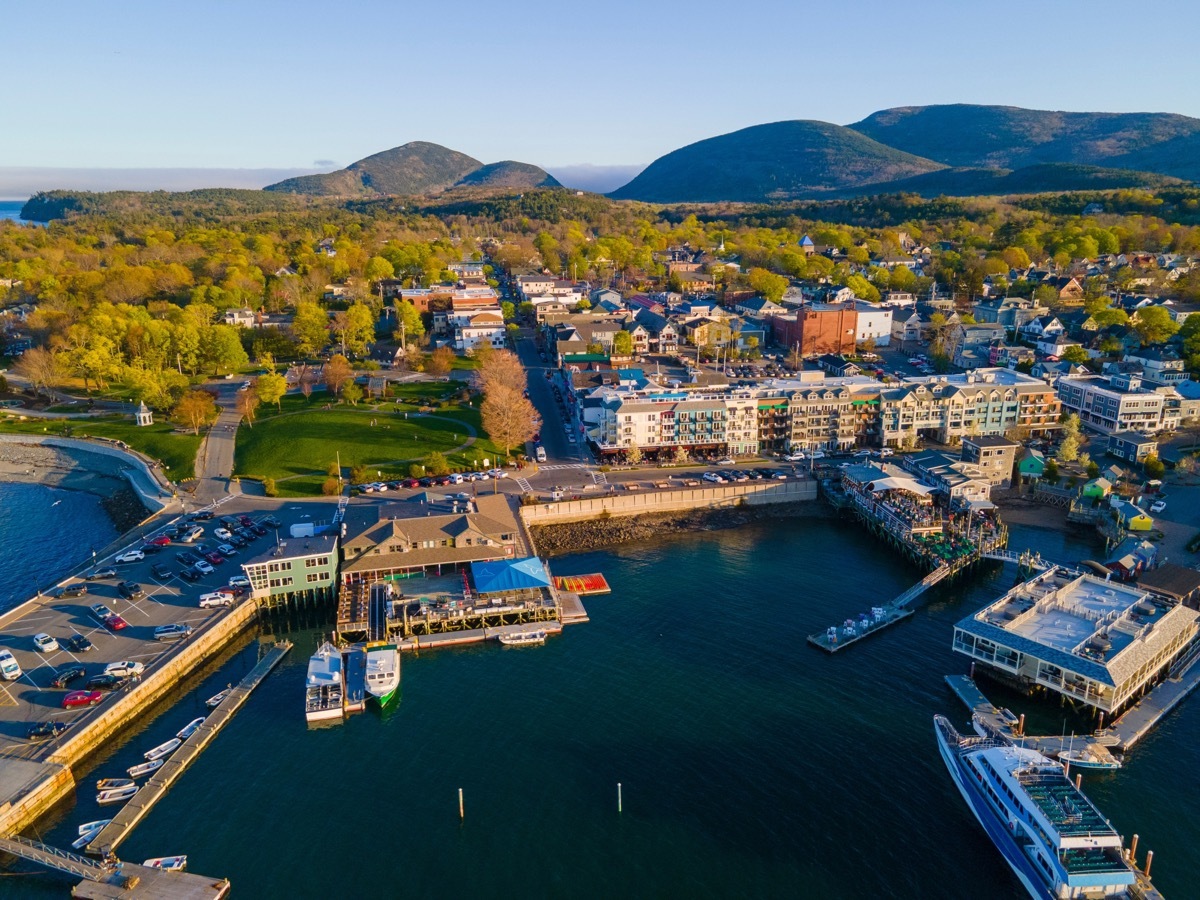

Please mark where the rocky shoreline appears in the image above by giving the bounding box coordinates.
[530,500,833,556]
[0,441,151,530]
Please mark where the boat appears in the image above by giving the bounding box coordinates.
[72,827,103,850]
[143,856,187,872]
[176,717,205,740]
[498,629,547,647]
[934,715,1158,899]
[144,737,182,761]
[96,784,138,805]
[205,688,231,709]
[364,643,400,705]
[1058,747,1122,771]
[78,819,111,836]
[128,759,163,778]
[304,642,343,723]
[95,778,135,792]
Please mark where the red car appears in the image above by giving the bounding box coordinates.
[146,535,172,547]
[204,551,224,565]
[106,614,129,631]
[238,515,254,527]
[62,690,104,709]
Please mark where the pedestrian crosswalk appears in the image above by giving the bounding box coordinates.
[538,464,589,470]
[591,470,608,487]
[515,477,533,493]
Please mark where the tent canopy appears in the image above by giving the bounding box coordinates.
[471,558,551,595]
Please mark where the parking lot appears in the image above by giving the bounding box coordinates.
[0,507,281,755]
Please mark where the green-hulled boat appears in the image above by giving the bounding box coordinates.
[364,643,400,706]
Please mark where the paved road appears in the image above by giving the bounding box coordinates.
[514,335,590,466]
[193,382,244,504]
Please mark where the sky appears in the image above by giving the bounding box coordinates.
[3,0,1199,190]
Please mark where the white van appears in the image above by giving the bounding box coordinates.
[535,446,547,463]
[0,650,21,681]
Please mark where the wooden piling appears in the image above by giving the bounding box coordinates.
[458,787,464,820]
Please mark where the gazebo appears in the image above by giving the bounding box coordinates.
[134,401,154,427]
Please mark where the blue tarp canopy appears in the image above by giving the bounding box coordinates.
[470,558,551,595]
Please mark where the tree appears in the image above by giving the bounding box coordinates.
[673,445,690,465]
[1132,306,1179,345]
[324,353,353,395]
[425,451,450,476]
[321,477,340,496]
[1061,413,1081,439]
[13,347,59,395]
[256,371,288,411]
[343,302,376,356]
[786,347,803,370]
[1044,459,1060,483]
[200,325,250,375]
[1061,345,1089,365]
[480,384,538,457]
[1143,454,1165,480]
[235,385,260,427]
[845,274,881,303]
[365,255,395,283]
[342,382,363,406]
[263,477,278,497]
[292,301,329,357]
[478,348,526,396]
[172,390,217,435]
[298,364,316,399]
[393,299,425,345]
[427,346,455,378]
[748,267,788,302]
[612,330,634,357]
[625,444,643,466]
[1059,433,1079,462]
[1086,460,1101,479]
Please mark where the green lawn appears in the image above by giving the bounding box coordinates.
[0,414,202,480]
[235,397,504,496]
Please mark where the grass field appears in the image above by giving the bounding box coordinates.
[235,393,505,496]
[0,414,202,479]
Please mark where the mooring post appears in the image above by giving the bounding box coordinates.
[617,782,622,814]
[458,788,464,820]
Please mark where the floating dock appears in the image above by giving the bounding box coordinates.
[342,646,366,713]
[1100,640,1200,751]
[807,565,951,653]
[398,621,564,651]
[87,642,293,857]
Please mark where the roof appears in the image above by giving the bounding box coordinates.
[470,558,552,594]
[1138,563,1200,601]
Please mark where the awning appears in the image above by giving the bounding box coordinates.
[966,499,997,511]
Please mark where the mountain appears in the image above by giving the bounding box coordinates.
[608,120,945,203]
[453,160,560,189]
[265,143,560,196]
[832,163,1184,200]
[849,105,1200,181]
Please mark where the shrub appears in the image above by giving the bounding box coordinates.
[321,477,340,496]
[349,464,368,484]
[263,477,278,497]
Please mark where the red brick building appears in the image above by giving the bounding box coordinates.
[773,304,858,357]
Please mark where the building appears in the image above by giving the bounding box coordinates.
[454,310,507,352]
[1106,431,1158,464]
[241,533,339,605]
[134,401,154,427]
[1138,562,1200,609]
[223,308,257,328]
[1056,373,1166,435]
[959,435,1019,488]
[853,302,893,347]
[773,304,857,357]
[952,567,1198,715]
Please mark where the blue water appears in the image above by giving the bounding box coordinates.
[5,511,1197,898]
[0,200,27,222]
[0,481,118,610]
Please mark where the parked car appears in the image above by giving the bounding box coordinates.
[59,584,89,599]
[90,603,116,623]
[145,535,172,547]
[702,472,726,484]
[238,515,254,527]
[85,673,124,691]
[33,633,59,653]
[177,550,200,565]
[62,690,104,708]
[214,528,233,541]
[114,550,145,564]
[118,581,145,600]
[104,660,145,679]
[1151,500,1167,513]
[250,524,267,537]
[179,568,201,583]
[27,721,69,741]
[193,560,215,576]
[217,543,237,557]
[151,563,174,580]
[61,634,94,653]
[199,590,235,609]
[49,665,87,688]
[191,510,215,521]
[262,515,281,528]
[154,623,193,642]
[181,526,204,543]
[203,551,224,566]
[0,650,21,681]
[86,567,117,581]
[104,614,129,631]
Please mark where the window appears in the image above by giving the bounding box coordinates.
[307,572,321,583]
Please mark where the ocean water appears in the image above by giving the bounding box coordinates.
[0,200,27,222]
[6,512,1198,898]
[0,481,119,610]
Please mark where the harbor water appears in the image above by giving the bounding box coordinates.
[5,506,1198,898]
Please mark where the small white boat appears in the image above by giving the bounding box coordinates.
[95,778,135,792]
[128,759,163,778]
[144,737,181,761]
[176,717,205,740]
[498,629,547,647]
[143,855,187,872]
[72,827,103,850]
[205,688,231,709]
[1059,748,1122,771]
[96,784,138,805]
[78,819,111,837]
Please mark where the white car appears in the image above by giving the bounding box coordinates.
[487,469,509,479]
[809,450,827,460]
[228,574,251,588]
[717,457,735,465]
[702,472,726,484]
[199,591,235,608]
[115,550,145,563]
[0,650,21,681]
[1150,500,1167,513]
[33,633,59,653]
[784,453,806,462]
[193,560,215,575]
[104,660,145,679]
[213,528,233,541]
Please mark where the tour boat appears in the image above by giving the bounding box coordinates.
[128,759,163,778]
[143,856,187,872]
[498,629,547,647]
[205,688,231,709]
[934,715,1159,899]
[95,778,135,792]
[304,642,343,722]
[176,717,205,740]
[364,643,400,706]
[96,784,138,805]
[78,819,111,837]
[1058,747,1122,771]
[144,737,182,761]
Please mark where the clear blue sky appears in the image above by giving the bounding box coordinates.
[5,0,1199,171]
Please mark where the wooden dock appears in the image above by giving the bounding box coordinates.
[807,565,950,653]
[87,642,293,857]
[1100,640,1200,751]
[398,622,564,652]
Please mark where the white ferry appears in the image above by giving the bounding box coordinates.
[304,642,343,722]
[364,643,400,706]
[934,716,1161,899]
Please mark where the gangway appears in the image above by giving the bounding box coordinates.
[0,835,106,882]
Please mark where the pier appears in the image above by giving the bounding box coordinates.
[87,642,292,857]
[806,564,951,653]
[1099,639,1200,751]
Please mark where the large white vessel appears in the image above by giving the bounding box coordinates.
[305,642,343,722]
[934,716,1161,899]
[363,643,400,706]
